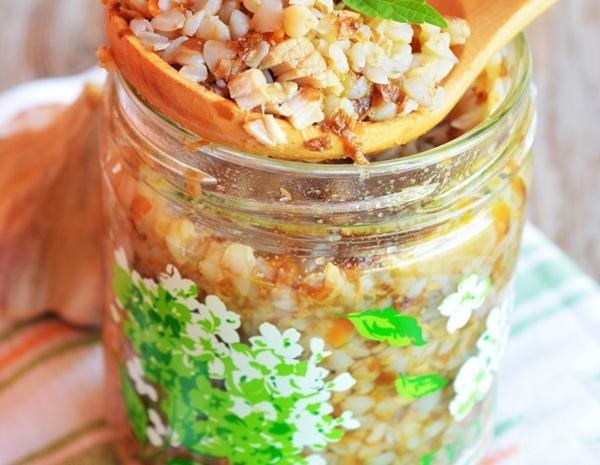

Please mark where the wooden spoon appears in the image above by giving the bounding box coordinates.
[105,0,557,162]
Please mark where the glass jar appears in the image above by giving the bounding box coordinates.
[101,36,535,465]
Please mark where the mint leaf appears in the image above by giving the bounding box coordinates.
[395,373,448,399]
[344,0,448,28]
[344,307,427,347]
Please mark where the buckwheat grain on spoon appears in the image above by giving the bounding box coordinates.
[103,0,557,162]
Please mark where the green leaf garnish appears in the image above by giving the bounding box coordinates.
[395,373,448,399]
[344,0,448,28]
[344,307,427,347]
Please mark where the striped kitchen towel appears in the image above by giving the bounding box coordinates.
[0,225,599,465]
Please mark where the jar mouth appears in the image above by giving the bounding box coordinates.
[109,34,534,247]
[119,35,531,179]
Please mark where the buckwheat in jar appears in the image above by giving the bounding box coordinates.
[101,26,535,465]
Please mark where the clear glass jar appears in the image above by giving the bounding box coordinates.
[101,36,535,465]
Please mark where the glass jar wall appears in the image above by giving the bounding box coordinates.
[101,36,535,465]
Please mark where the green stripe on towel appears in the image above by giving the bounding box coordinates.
[10,419,107,465]
[60,443,120,465]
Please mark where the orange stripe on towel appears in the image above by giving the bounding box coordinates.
[0,322,74,371]
[480,444,520,465]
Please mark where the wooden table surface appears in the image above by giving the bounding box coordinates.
[1,0,599,281]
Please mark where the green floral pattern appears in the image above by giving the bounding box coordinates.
[344,307,448,401]
[438,275,492,334]
[395,374,448,400]
[449,298,510,421]
[119,366,148,443]
[344,307,427,347]
[112,249,359,465]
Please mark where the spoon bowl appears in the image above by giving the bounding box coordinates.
[105,0,557,162]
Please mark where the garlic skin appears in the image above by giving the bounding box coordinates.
[0,87,104,326]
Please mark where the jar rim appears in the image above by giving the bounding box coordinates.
[118,34,531,178]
